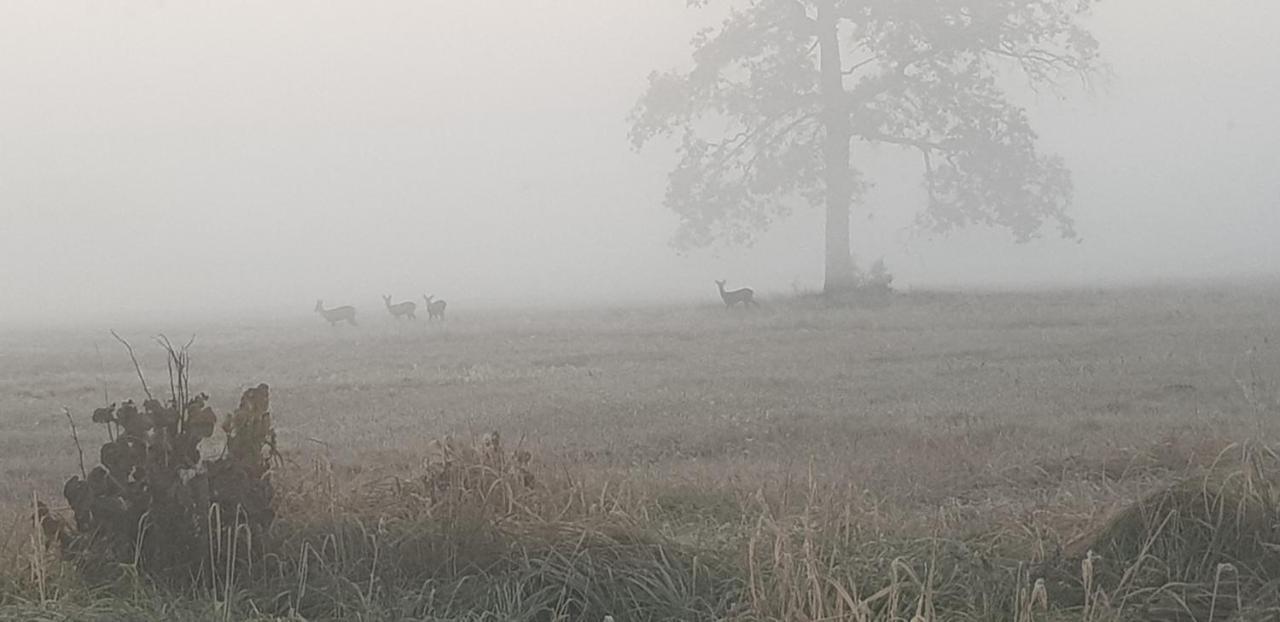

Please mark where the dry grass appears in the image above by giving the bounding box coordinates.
[1,285,1279,620]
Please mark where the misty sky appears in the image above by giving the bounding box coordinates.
[2,1,1278,324]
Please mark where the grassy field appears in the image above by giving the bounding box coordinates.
[2,285,1279,620]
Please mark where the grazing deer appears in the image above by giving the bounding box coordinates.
[422,295,448,321]
[314,300,358,326]
[715,279,758,309]
[382,295,417,320]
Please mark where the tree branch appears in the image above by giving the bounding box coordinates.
[855,131,947,153]
[740,113,819,174]
[843,55,881,75]
[713,111,817,172]
[991,44,1084,82]
[920,147,938,206]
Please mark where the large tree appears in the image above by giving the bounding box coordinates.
[630,0,1100,295]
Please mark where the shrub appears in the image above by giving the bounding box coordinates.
[856,257,894,296]
[44,340,280,586]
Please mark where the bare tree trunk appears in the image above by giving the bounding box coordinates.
[818,0,856,296]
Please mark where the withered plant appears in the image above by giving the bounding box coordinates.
[49,336,280,586]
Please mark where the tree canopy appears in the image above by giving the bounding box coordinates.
[631,0,1100,292]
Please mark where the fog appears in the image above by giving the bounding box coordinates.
[2,0,1278,325]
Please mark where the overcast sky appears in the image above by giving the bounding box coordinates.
[2,0,1278,324]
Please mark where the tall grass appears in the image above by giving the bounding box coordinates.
[7,434,1280,621]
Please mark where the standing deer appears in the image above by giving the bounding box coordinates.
[314,300,358,326]
[422,295,448,321]
[715,280,758,309]
[382,295,417,320]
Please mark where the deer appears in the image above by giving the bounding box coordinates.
[422,295,448,321]
[314,300,358,326]
[715,279,758,309]
[382,295,417,320]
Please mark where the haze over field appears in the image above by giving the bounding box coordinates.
[2,0,1278,323]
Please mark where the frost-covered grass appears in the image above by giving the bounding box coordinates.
[2,285,1279,620]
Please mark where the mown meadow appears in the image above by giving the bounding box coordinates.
[2,285,1279,620]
